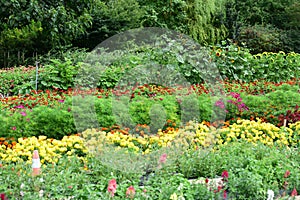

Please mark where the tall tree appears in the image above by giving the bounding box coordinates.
[138,0,228,45]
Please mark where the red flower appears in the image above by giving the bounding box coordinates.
[221,170,229,179]
[223,190,227,199]
[284,170,290,178]
[291,188,298,196]
[126,186,136,199]
[107,179,117,197]
[205,178,209,184]
[214,185,223,193]
[0,193,7,200]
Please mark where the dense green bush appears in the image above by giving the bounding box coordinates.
[0,66,36,95]
[212,42,300,82]
[224,0,300,53]
[0,104,75,140]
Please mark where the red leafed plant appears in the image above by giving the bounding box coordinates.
[278,105,300,127]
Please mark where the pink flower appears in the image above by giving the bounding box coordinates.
[215,99,226,109]
[15,105,24,109]
[230,92,240,99]
[159,153,167,164]
[107,179,117,197]
[126,186,136,199]
[12,126,16,130]
[20,111,27,116]
[58,99,64,103]
[291,188,298,196]
[284,170,290,178]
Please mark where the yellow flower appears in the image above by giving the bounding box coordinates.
[170,193,178,200]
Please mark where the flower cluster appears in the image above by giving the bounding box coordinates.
[216,118,299,147]
[107,179,136,199]
[0,135,88,165]
[227,92,249,112]
[81,121,216,155]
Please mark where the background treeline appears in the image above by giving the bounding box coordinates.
[0,0,299,68]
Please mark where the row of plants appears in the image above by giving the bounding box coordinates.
[0,125,299,199]
[0,119,299,166]
[1,41,299,96]
[0,81,299,139]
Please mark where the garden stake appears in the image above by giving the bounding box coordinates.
[32,150,41,176]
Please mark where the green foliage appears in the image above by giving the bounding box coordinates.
[0,0,94,67]
[177,141,300,199]
[237,24,286,54]
[38,59,80,90]
[0,105,75,140]
[212,42,300,82]
[76,0,144,50]
[0,66,36,95]
[224,0,300,53]
[138,0,228,45]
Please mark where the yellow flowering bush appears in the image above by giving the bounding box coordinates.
[287,121,300,147]
[81,121,217,155]
[0,135,88,165]
[216,119,298,147]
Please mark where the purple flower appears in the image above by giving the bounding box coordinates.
[227,99,234,104]
[58,99,64,103]
[238,103,249,112]
[67,107,71,112]
[20,111,27,116]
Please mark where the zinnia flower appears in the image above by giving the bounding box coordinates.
[267,189,274,200]
[15,105,24,109]
[126,186,135,199]
[0,193,7,200]
[221,170,229,179]
[159,153,167,164]
[230,92,240,99]
[284,170,290,178]
[20,111,27,116]
[291,188,298,196]
[223,190,227,199]
[215,99,226,109]
[107,179,117,197]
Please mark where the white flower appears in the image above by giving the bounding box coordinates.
[267,189,274,200]
[39,190,44,198]
[177,183,184,191]
[20,191,24,196]
[20,183,25,189]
